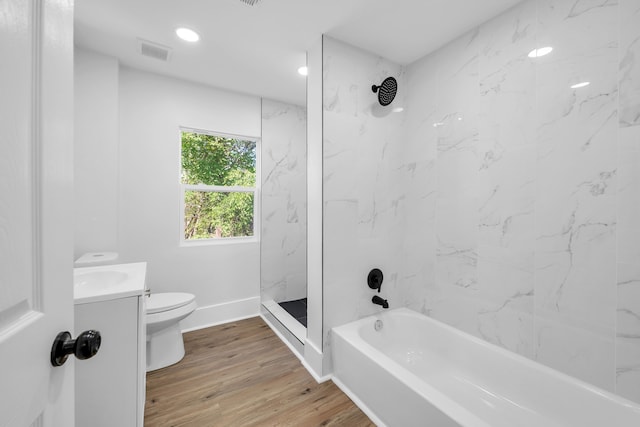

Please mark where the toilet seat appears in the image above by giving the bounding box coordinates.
[146,292,195,314]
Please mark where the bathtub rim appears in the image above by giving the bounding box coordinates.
[331,307,640,425]
[332,318,489,427]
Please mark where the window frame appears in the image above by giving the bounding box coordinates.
[178,127,260,246]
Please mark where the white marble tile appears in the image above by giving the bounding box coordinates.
[616,120,640,401]
[405,51,439,156]
[478,0,537,150]
[619,119,640,152]
[453,1,538,359]
[323,132,359,201]
[477,146,535,250]
[434,29,481,307]
[534,189,617,387]
[476,245,534,356]
[536,0,619,62]
[436,194,479,287]
[399,54,439,312]
[260,99,306,303]
[617,263,640,401]
[403,0,623,396]
[322,37,405,354]
[620,0,640,127]
[535,311,616,391]
[476,299,534,357]
[617,263,640,336]
[618,128,640,232]
[424,283,483,336]
[477,0,537,255]
[619,229,640,265]
[532,0,618,391]
[319,0,640,403]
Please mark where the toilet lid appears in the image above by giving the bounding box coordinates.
[146,292,196,314]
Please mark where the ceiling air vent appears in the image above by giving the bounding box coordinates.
[138,39,172,62]
[239,0,261,5]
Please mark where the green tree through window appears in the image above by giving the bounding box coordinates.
[181,131,256,240]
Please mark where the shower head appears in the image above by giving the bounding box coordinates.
[372,77,397,106]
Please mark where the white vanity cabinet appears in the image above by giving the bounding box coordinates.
[73,263,147,427]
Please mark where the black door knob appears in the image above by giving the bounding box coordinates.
[51,330,101,367]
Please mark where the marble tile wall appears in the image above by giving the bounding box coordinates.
[402,0,640,401]
[260,99,307,303]
[321,0,640,404]
[475,0,537,359]
[321,36,406,356]
[534,0,618,391]
[616,0,640,403]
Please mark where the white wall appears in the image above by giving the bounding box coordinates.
[74,48,119,257]
[118,67,262,329]
[74,49,263,329]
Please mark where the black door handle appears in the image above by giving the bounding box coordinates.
[51,330,101,367]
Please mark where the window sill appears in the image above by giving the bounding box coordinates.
[179,236,258,247]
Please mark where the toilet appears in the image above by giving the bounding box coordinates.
[146,292,197,372]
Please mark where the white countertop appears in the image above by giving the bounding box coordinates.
[74,262,147,304]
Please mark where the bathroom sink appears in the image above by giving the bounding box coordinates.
[74,271,128,288]
[74,262,147,304]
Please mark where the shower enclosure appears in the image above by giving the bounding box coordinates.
[260,98,307,348]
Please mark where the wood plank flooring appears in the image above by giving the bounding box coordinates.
[144,316,375,426]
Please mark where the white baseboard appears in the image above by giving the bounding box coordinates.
[180,296,260,332]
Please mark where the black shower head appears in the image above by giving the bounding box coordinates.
[372,77,397,106]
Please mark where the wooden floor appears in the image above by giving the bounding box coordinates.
[144,317,374,426]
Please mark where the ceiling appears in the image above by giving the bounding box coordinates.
[74,0,523,106]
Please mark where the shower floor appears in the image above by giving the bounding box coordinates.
[278,298,307,327]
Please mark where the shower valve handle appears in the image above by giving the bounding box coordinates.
[367,268,384,292]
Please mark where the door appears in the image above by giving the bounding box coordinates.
[0,0,74,426]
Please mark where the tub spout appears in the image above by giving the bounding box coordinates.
[372,295,389,309]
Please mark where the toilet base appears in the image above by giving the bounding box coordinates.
[146,322,185,372]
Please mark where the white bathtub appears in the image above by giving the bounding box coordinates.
[332,308,640,427]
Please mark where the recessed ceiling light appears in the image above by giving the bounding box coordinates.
[570,81,590,89]
[176,27,200,42]
[392,107,404,113]
[297,66,308,76]
[528,46,553,58]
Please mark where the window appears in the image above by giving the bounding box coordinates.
[180,129,258,243]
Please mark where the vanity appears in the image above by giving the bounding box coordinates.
[74,262,147,427]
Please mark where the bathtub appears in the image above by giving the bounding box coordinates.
[332,308,640,427]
